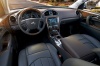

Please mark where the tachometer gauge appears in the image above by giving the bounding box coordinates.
[26,13,30,18]
[31,12,36,18]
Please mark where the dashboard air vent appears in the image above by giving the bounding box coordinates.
[10,16,16,23]
[44,10,58,16]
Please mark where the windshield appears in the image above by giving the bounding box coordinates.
[8,0,75,10]
[8,0,100,10]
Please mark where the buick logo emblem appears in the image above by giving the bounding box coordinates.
[31,22,35,25]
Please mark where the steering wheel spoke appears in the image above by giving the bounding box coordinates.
[37,26,41,31]
[21,20,26,24]
[37,20,44,30]
[20,21,28,30]
[26,28,30,32]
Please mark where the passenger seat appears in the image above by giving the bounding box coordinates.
[61,34,100,62]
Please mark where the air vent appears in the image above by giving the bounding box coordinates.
[10,16,16,23]
[45,11,49,16]
[52,10,57,15]
[44,10,58,16]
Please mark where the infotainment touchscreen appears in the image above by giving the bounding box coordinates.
[47,17,58,26]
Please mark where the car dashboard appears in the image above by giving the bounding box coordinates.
[9,7,80,31]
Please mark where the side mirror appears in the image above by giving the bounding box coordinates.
[85,1,97,9]
[85,0,99,9]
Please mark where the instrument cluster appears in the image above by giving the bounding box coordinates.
[21,10,41,20]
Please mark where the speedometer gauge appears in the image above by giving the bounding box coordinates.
[31,12,36,18]
[22,13,30,19]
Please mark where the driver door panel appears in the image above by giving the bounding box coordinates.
[0,27,13,66]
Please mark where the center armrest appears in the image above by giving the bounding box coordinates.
[61,37,93,58]
[60,34,100,62]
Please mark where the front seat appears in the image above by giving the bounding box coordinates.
[18,43,99,66]
[18,43,61,66]
[61,34,100,61]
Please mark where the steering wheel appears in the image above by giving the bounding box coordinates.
[18,8,45,35]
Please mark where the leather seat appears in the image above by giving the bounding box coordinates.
[61,34,100,61]
[18,43,61,66]
[18,43,99,66]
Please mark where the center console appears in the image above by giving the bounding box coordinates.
[46,16,60,35]
[46,16,62,47]
[43,9,70,61]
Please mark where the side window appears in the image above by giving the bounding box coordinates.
[0,1,5,17]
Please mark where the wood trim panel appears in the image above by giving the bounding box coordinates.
[0,15,12,32]
[80,9,99,18]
